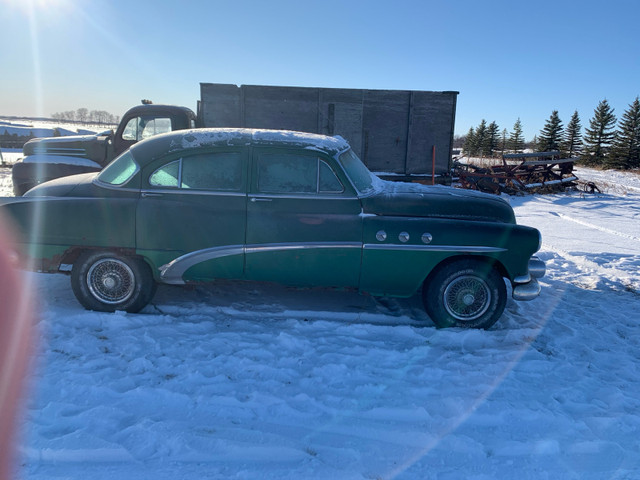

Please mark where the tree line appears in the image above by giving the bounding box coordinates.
[51,108,119,125]
[461,97,640,170]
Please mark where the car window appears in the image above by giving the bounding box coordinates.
[257,154,343,194]
[338,148,378,194]
[97,151,139,185]
[182,153,243,191]
[122,116,173,141]
[148,152,243,191]
[149,160,180,187]
[319,160,344,193]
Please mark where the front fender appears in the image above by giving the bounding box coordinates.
[359,216,541,297]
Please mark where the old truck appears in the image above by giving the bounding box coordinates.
[12,104,197,195]
[12,83,458,195]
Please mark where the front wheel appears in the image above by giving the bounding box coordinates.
[423,259,507,329]
[71,251,157,313]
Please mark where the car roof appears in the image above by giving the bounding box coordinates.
[130,128,351,162]
[123,104,197,119]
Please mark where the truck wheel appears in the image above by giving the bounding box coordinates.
[71,251,156,313]
[423,259,506,329]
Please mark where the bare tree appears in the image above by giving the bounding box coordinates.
[76,108,88,123]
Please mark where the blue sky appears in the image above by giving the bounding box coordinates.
[1,0,639,140]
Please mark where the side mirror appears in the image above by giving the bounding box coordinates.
[97,129,114,139]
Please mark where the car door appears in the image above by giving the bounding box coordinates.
[245,147,363,287]
[136,147,248,284]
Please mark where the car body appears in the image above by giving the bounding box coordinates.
[11,104,197,196]
[0,128,545,328]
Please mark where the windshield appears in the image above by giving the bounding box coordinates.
[338,148,380,195]
[96,151,139,186]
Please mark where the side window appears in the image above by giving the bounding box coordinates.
[182,152,243,191]
[141,117,172,139]
[122,116,173,141]
[258,154,316,193]
[148,152,243,191]
[319,160,344,193]
[121,117,139,141]
[149,160,180,187]
[257,154,344,194]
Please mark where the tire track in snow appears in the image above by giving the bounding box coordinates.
[540,243,640,294]
[552,212,640,243]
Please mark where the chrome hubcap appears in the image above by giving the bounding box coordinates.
[444,275,491,321]
[463,293,475,306]
[87,258,135,304]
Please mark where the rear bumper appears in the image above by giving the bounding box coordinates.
[512,256,545,301]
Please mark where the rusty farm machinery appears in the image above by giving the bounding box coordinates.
[454,151,579,194]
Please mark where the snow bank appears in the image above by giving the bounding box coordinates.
[1,167,639,479]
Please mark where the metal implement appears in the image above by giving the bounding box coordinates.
[456,151,578,194]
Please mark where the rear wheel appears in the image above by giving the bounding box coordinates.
[71,251,156,313]
[423,259,506,329]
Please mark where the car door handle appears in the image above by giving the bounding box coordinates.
[250,197,272,202]
[141,192,163,198]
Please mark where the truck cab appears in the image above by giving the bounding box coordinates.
[11,103,196,196]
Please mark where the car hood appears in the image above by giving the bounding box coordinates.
[23,134,111,166]
[361,181,516,224]
[24,172,100,197]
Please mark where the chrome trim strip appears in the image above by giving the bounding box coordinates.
[141,188,246,197]
[159,242,362,285]
[245,242,361,255]
[92,181,140,193]
[363,244,508,253]
[248,193,355,201]
[35,148,86,156]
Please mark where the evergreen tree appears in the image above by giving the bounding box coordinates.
[482,121,500,156]
[499,128,508,154]
[582,100,617,166]
[462,127,476,156]
[610,97,640,169]
[474,120,488,157]
[537,110,563,152]
[507,118,525,153]
[562,110,582,157]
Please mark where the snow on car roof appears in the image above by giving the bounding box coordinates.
[158,128,351,155]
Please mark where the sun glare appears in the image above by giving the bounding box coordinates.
[2,0,69,14]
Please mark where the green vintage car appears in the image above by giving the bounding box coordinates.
[0,128,545,328]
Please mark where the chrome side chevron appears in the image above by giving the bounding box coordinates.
[159,242,507,284]
[159,242,361,285]
[159,244,245,285]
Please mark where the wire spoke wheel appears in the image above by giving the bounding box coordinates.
[71,251,157,313]
[423,259,507,329]
[87,258,135,304]
[443,275,491,321]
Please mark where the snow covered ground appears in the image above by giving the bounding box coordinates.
[1,165,640,479]
[0,117,112,146]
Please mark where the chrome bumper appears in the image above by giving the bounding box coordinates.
[512,256,545,301]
